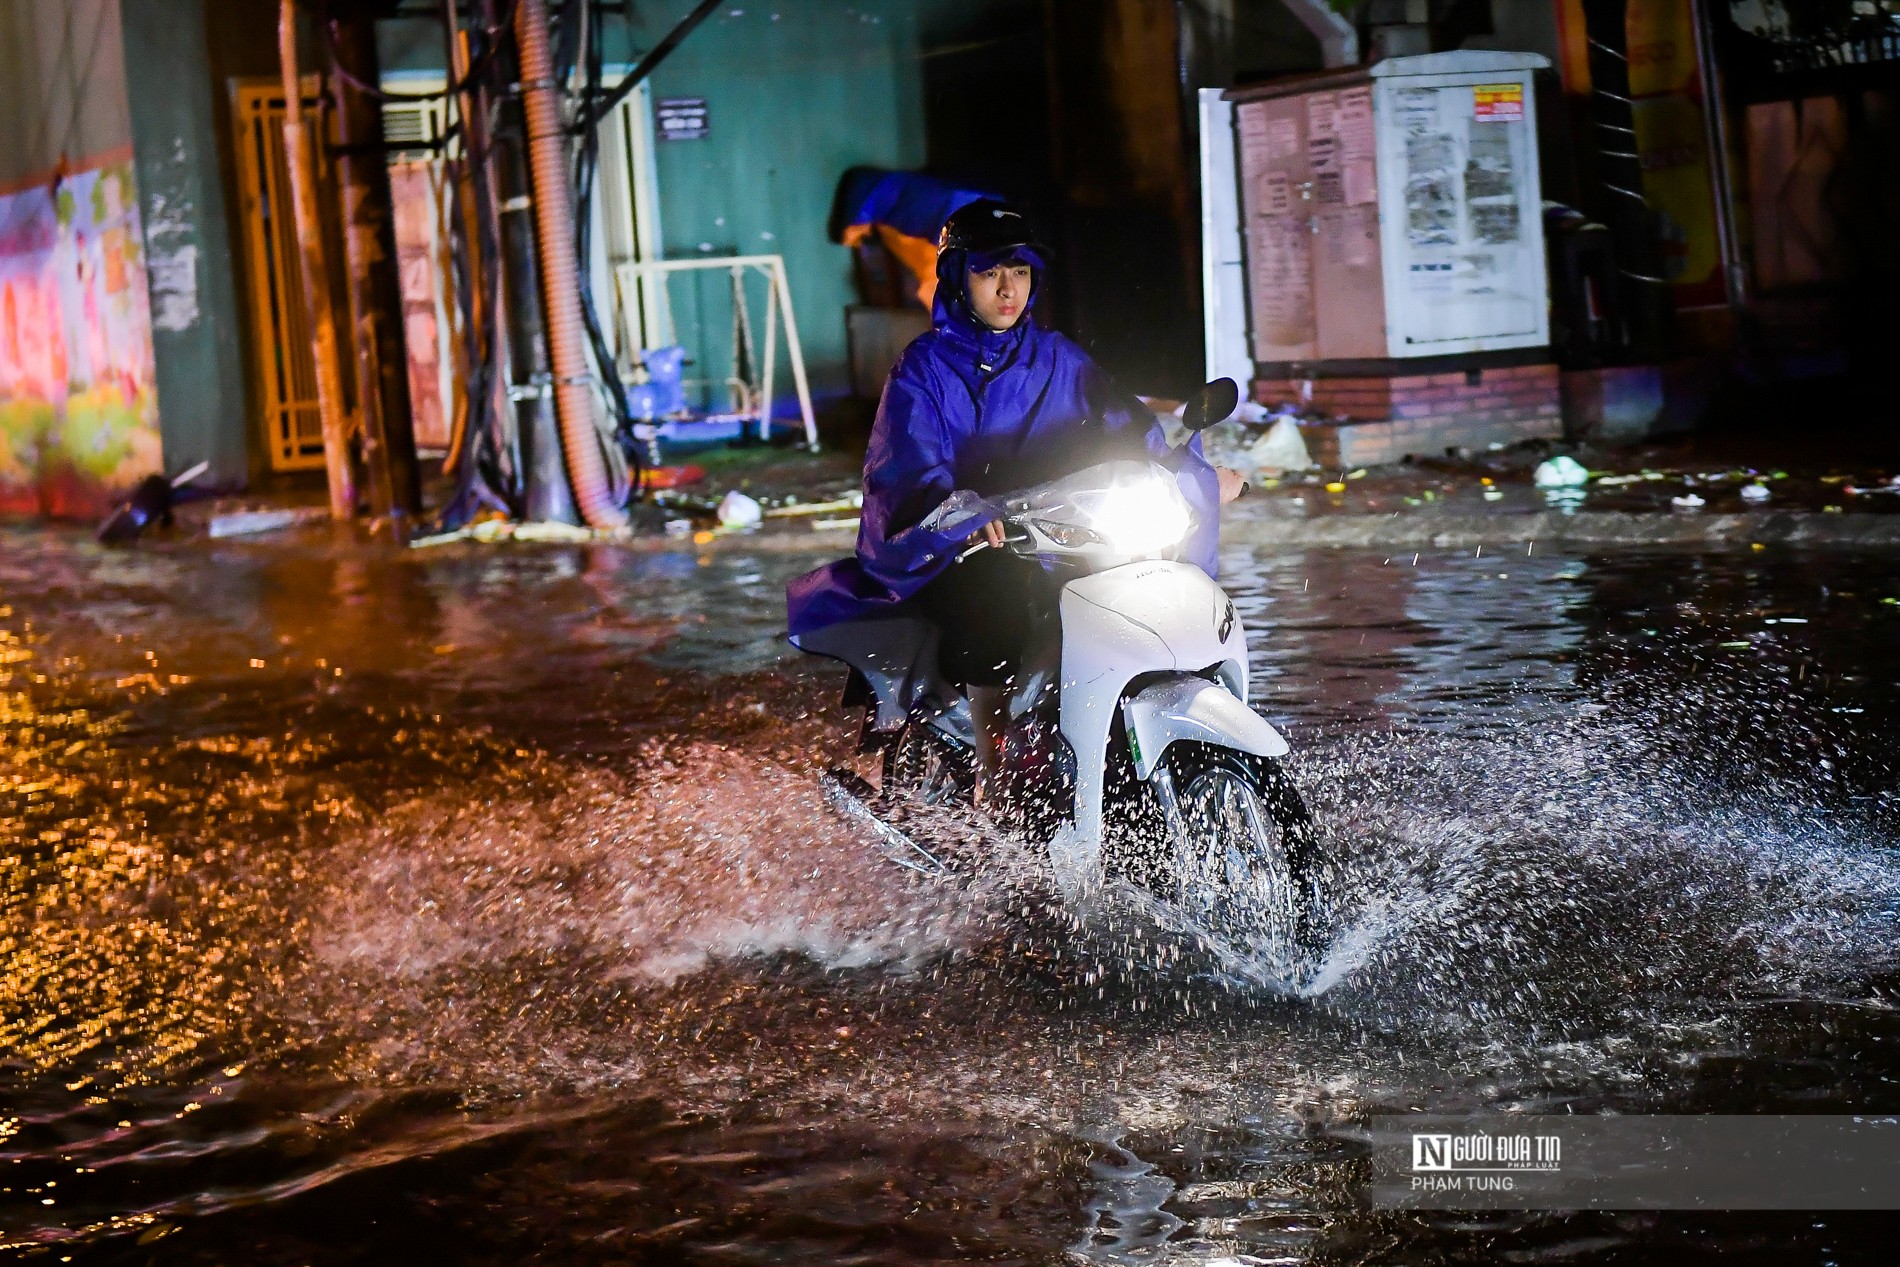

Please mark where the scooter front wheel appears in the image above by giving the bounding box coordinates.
[1155,743,1327,975]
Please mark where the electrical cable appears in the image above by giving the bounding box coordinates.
[514,0,626,527]
[569,0,645,498]
[579,0,722,135]
[409,0,642,526]
[309,0,520,101]
[437,0,476,474]
[433,2,523,528]
[551,0,585,90]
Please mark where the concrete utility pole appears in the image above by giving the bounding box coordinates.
[278,0,356,520]
[328,0,422,522]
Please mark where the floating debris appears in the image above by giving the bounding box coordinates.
[1533,456,1589,488]
[764,491,862,518]
[410,518,619,548]
[97,461,212,545]
[208,508,330,539]
[717,490,764,529]
[637,464,706,490]
[1245,417,1315,473]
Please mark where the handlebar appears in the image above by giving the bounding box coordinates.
[953,515,1031,563]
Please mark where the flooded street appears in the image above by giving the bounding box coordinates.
[5,526,1899,1264]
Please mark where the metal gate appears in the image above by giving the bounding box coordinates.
[231,80,343,472]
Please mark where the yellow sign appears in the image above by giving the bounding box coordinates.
[1628,0,1724,303]
[1473,83,1524,122]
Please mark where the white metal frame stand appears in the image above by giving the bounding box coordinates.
[613,254,820,450]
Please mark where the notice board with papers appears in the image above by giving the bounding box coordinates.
[1225,50,1551,362]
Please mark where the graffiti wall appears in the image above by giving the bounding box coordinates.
[0,156,161,518]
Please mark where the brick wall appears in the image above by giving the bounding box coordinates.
[1254,364,1562,467]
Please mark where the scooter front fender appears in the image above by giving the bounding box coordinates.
[1121,675,1289,781]
[1046,561,1252,903]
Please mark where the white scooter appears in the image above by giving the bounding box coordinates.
[796,381,1325,963]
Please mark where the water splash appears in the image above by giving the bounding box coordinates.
[289,738,1008,1092]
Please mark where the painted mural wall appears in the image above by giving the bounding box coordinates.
[0,157,161,517]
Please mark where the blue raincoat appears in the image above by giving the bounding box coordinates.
[786,250,1220,638]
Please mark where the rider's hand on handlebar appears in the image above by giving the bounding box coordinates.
[979,519,1008,549]
[1216,467,1248,504]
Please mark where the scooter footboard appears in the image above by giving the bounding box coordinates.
[1121,675,1289,781]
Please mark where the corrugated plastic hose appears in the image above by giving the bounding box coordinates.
[514,0,626,528]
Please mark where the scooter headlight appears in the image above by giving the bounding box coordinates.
[1028,518,1102,548]
[1079,473,1192,556]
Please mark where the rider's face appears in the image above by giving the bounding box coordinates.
[966,262,1032,331]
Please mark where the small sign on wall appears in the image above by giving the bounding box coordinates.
[656,97,709,141]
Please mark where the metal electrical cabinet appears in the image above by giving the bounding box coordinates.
[1226,51,1551,366]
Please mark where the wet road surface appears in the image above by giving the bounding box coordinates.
[4,526,1899,1264]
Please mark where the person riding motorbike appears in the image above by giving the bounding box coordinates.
[787,199,1245,803]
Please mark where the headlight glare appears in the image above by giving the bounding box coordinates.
[1081,476,1192,555]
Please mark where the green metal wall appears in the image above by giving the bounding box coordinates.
[119,0,267,491]
[630,1,924,412]
[116,0,302,493]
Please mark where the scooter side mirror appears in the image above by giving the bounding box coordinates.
[1181,378,1240,432]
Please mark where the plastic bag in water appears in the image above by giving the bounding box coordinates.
[1247,417,1315,473]
[1533,455,1590,488]
[717,490,763,529]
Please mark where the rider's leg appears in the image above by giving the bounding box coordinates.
[916,551,1058,807]
[969,684,1009,806]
